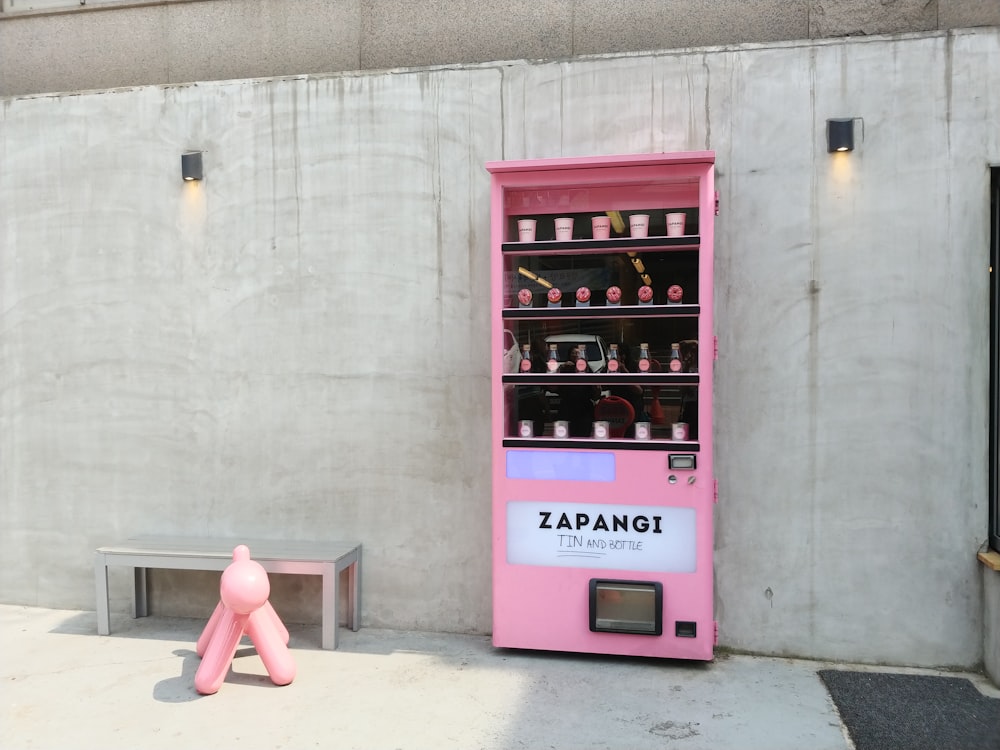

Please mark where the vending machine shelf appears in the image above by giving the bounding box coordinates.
[501,235,701,255]
[502,438,700,451]
[502,373,700,386]
[502,304,701,320]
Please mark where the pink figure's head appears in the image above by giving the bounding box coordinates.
[219,545,270,615]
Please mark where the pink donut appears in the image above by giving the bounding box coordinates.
[576,286,591,303]
[638,285,653,303]
[517,288,533,305]
[667,284,683,303]
[606,286,622,303]
[547,287,562,303]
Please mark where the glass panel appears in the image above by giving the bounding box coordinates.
[505,209,700,243]
[505,249,700,306]
[501,241,702,442]
[503,179,700,219]
[590,580,662,635]
[504,381,697,440]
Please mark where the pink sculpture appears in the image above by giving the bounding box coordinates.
[194,545,296,695]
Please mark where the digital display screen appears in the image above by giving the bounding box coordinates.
[668,454,696,470]
[506,450,616,482]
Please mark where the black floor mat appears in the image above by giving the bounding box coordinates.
[819,669,1000,750]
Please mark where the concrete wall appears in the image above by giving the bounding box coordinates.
[0,66,502,634]
[2,28,999,669]
[3,0,1000,97]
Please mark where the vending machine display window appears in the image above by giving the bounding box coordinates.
[488,152,716,660]
[589,579,663,636]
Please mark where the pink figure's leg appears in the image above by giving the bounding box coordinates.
[196,601,226,657]
[261,600,290,646]
[194,608,246,695]
[247,606,296,686]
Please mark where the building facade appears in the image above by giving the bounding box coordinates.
[3,0,1000,97]
[1,1,999,683]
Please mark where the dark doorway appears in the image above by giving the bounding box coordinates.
[989,167,999,551]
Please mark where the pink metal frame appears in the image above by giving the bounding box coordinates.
[488,152,715,659]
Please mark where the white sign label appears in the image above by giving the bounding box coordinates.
[506,501,696,573]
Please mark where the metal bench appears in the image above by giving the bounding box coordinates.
[95,537,361,650]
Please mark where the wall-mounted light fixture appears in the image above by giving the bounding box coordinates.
[826,119,855,153]
[181,151,203,181]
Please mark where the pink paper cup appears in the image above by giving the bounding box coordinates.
[517,219,537,242]
[591,216,611,239]
[554,217,574,241]
[629,214,649,238]
[666,212,686,237]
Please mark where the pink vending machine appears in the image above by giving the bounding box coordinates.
[488,152,715,660]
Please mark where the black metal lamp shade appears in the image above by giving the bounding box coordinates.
[181,151,203,181]
[826,119,854,153]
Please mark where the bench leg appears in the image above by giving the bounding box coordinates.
[132,567,148,618]
[95,553,111,636]
[321,564,338,650]
[347,557,360,632]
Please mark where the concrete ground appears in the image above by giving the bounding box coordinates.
[1,605,996,750]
